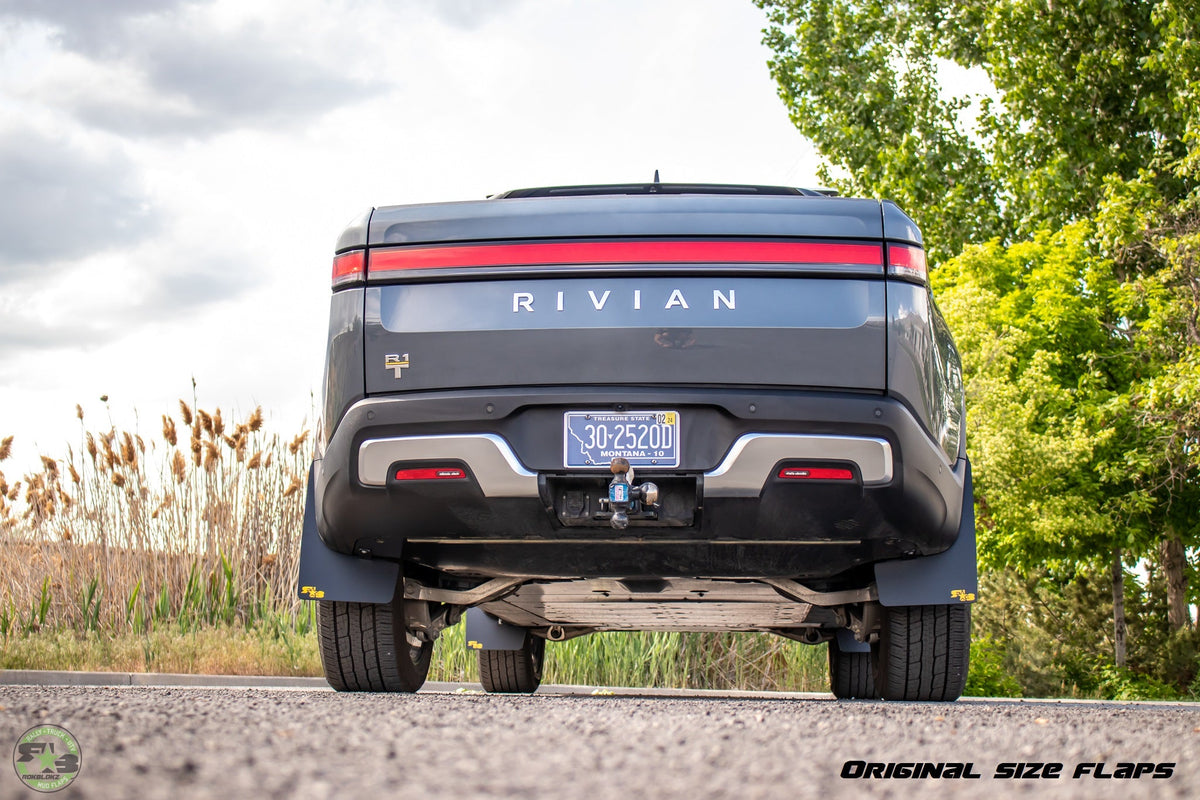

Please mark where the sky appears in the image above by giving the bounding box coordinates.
[0,0,831,475]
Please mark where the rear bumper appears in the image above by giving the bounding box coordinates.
[313,386,966,582]
[356,431,894,495]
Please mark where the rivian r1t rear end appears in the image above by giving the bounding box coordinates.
[298,183,976,701]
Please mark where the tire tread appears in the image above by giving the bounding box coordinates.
[317,599,431,692]
[876,604,970,701]
[478,635,544,693]
[829,644,876,699]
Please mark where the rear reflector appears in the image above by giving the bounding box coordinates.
[368,240,884,275]
[887,244,927,283]
[393,467,467,481]
[332,250,366,286]
[778,467,855,481]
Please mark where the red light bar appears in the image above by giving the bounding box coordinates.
[368,240,884,275]
[332,250,365,286]
[393,467,467,481]
[887,244,927,283]
[778,467,855,481]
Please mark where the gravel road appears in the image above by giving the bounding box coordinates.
[1,685,1197,799]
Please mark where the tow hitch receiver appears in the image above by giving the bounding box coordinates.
[607,457,659,530]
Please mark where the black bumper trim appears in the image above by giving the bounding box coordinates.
[313,386,966,579]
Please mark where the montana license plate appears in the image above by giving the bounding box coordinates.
[563,411,680,469]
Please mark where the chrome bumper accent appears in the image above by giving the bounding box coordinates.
[702,433,893,496]
[360,431,891,499]
[358,434,538,496]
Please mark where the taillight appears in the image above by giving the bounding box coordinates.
[778,467,855,481]
[366,240,885,276]
[332,250,365,287]
[887,244,927,284]
[392,467,466,481]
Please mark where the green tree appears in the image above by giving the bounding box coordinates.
[1099,180,1200,632]
[930,200,1199,677]
[756,0,1200,675]
[932,224,1122,573]
[755,0,1002,262]
[755,0,1195,256]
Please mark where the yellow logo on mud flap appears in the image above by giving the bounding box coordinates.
[467,640,483,650]
[950,589,976,602]
[300,585,326,599]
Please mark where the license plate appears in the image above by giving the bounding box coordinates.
[563,411,680,469]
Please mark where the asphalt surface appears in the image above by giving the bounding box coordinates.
[1,682,1198,799]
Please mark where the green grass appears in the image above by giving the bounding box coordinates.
[1,617,831,692]
[0,624,321,677]
[433,623,829,690]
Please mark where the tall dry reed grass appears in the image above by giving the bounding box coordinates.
[0,392,829,690]
[0,389,313,637]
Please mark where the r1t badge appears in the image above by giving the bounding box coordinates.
[385,353,410,379]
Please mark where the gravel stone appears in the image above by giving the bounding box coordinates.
[0,687,1197,799]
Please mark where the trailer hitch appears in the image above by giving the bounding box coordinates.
[607,457,659,530]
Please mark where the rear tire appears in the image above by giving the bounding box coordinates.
[318,595,433,692]
[478,632,545,693]
[873,604,970,701]
[829,639,876,699]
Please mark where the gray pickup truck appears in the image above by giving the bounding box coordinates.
[297,182,976,701]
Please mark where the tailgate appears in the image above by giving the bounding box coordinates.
[363,271,885,394]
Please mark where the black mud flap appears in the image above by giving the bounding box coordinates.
[874,460,978,607]
[297,462,400,604]
[835,629,871,653]
[465,607,527,651]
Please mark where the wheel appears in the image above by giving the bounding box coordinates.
[829,639,877,699]
[317,595,433,692]
[873,604,970,701]
[478,631,545,693]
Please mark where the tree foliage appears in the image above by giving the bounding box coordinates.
[757,0,1200,687]
[756,0,1002,262]
[974,568,1199,697]
[755,0,1197,260]
[933,223,1122,572]
[933,192,1200,604]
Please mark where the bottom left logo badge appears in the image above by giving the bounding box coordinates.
[13,725,81,793]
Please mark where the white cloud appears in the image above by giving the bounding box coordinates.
[2,0,380,138]
[0,125,159,273]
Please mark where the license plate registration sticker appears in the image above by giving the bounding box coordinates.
[563,411,680,469]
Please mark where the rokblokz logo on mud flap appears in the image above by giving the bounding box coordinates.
[12,724,81,792]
